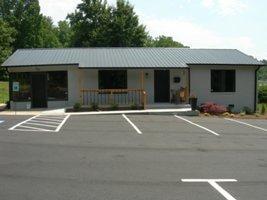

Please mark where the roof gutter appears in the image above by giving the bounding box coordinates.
[2,63,80,68]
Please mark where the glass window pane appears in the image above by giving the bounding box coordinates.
[10,73,31,101]
[99,70,127,89]
[211,70,235,92]
[47,71,68,100]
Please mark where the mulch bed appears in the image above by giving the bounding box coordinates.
[200,113,267,119]
[66,106,144,113]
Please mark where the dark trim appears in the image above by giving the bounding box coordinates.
[4,63,264,68]
[8,70,12,102]
[188,63,265,67]
[254,66,261,112]
[79,67,188,70]
[4,63,79,68]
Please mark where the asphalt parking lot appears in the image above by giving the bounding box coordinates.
[0,114,267,200]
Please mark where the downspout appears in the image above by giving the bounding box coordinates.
[6,67,12,108]
[254,66,261,112]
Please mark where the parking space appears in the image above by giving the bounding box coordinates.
[124,114,217,136]
[0,113,267,200]
[8,114,70,132]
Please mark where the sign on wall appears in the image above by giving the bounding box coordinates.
[12,82,20,92]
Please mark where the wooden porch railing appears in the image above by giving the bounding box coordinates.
[81,89,147,108]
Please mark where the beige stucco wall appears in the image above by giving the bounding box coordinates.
[190,65,257,112]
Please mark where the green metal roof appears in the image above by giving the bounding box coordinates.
[2,48,264,68]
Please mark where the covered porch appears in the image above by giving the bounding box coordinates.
[79,68,190,109]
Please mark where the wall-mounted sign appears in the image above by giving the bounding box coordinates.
[12,82,20,92]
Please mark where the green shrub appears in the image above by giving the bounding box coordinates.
[240,112,245,116]
[73,102,81,110]
[90,102,99,111]
[110,103,119,110]
[258,85,267,103]
[130,103,138,110]
[242,106,253,115]
[261,104,266,115]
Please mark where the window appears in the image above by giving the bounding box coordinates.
[10,73,31,101]
[47,71,68,100]
[98,70,127,89]
[211,70,236,92]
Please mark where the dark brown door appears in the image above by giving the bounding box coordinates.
[154,70,170,103]
[31,73,47,108]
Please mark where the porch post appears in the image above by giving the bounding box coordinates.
[140,70,144,90]
[140,70,146,109]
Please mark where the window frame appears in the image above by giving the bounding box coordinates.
[210,69,236,93]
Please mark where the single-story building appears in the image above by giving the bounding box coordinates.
[1,48,264,112]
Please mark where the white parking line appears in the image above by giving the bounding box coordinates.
[38,116,66,119]
[0,120,4,124]
[9,114,70,132]
[25,122,58,128]
[9,115,41,131]
[122,114,142,134]
[19,125,51,132]
[32,117,62,122]
[225,118,267,132]
[181,179,237,200]
[55,115,70,132]
[174,115,220,136]
[30,119,61,125]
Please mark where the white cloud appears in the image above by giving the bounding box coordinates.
[202,0,214,8]
[143,17,264,59]
[201,0,248,15]
[39,0,81,23]
[39,0,116,24]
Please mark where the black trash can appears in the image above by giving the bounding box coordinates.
[189,97,198,111]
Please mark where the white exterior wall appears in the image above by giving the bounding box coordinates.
[80,69,188,104]
[190,65,257,112]
[8,67,188,109]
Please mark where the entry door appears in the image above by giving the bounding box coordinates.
[154,70,170,103]
[31,73,47,108]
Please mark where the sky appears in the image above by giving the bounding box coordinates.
[39,0,267,60]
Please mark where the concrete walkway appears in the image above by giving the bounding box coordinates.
[0,108,194,116]
[67,108,193,116]
[0,108,66,116]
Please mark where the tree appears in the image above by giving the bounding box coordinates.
[68,0,149,47]
[68,0,112,47]
[108,0,148,47]
[13,0,43,48]
[56,20,72,47]
[148,35,187,48]
[0,0,44,49]
[258,60,267,81]
[0,19,15,80]
[40,16,61,48]
[0,0,18,27]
